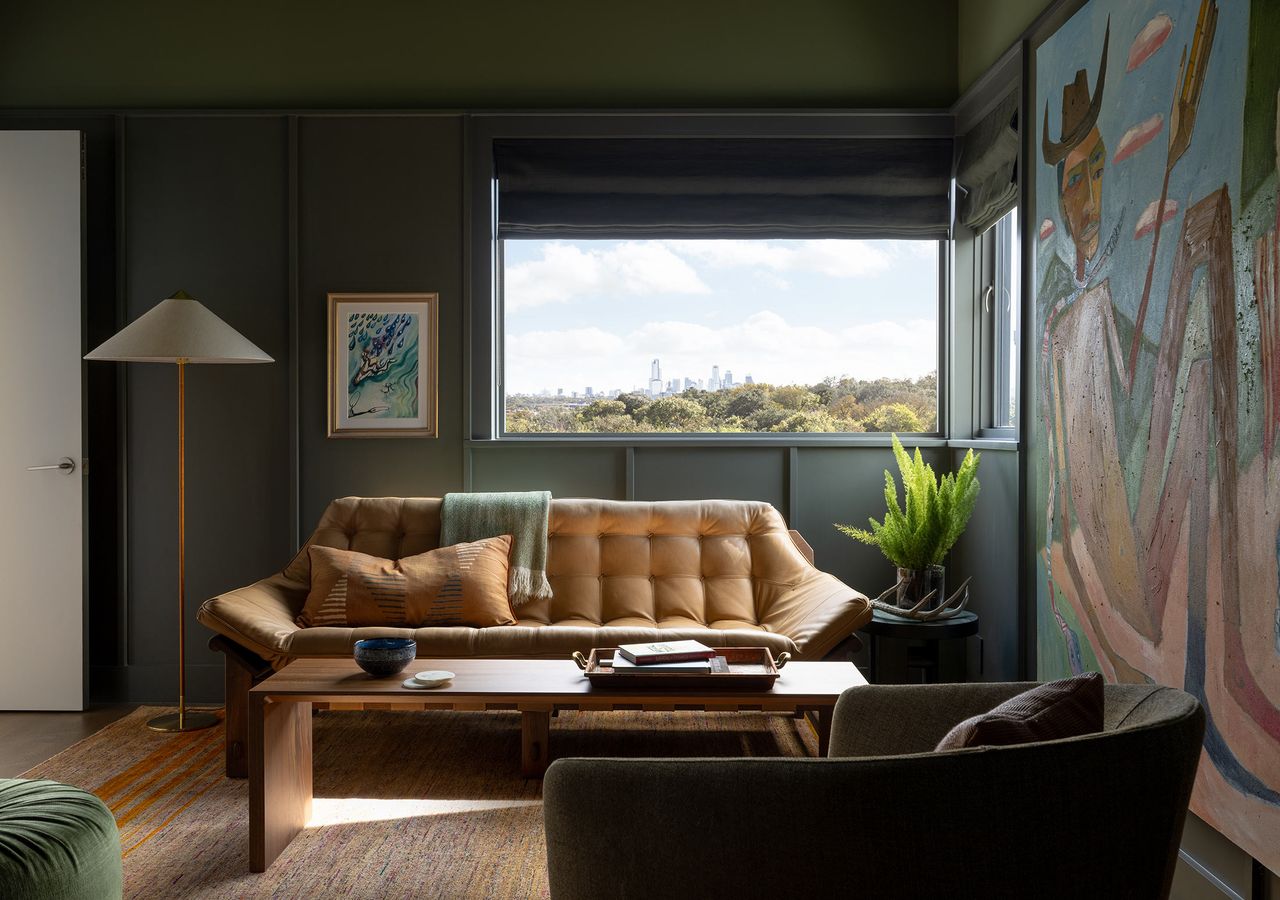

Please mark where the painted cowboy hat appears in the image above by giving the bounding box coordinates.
[1042,18,1110,166]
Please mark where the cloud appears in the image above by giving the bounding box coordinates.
[504,310,936,394]
[663,239,893,278]
[504,241,709,311]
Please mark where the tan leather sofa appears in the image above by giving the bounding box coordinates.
[198,496,870,776]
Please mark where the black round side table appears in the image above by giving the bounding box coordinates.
[859,609,979,684]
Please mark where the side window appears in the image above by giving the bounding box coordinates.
[984,208,1019,433]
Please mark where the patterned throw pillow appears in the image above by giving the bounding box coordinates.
[297,536,516,628]
[934,673,1105,751]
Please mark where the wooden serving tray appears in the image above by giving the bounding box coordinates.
[572,647,789,691]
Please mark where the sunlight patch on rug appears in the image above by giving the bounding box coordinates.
[308,796,541,827]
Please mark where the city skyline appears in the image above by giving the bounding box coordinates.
[514,357,756,400]
[503,237,939,395]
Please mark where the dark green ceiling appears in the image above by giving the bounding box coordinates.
[0,0,961,109]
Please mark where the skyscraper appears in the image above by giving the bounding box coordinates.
[709,365,721,391]
[744,374,754,384]
[723,369,734,388]
[648,358,663,397]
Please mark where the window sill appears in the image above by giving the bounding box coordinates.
[467,435,949,449]
[947,437,1019,451]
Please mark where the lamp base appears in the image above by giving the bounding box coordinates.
[146,710,220,733]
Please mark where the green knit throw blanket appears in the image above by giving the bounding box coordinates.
[440,490,552,605]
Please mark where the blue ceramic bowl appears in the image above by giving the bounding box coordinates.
[353,638,417,678]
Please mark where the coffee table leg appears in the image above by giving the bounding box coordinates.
[521,709,552,778]
[816,705,833,758]
[250,695,313,872]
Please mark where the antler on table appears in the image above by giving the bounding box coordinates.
[870,576,973,621]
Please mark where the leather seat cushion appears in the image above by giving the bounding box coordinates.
[285,622,796,659]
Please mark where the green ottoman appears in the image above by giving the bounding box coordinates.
[0,779,121,900]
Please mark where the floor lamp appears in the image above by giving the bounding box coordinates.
[86,290,273,732]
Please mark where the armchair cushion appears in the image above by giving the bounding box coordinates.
[935,672,1104,751]
[297,537,516,629]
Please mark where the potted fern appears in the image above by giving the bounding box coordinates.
[835,435,981,610]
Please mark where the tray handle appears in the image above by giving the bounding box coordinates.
[775,652,791,670]
[572,650,589,671]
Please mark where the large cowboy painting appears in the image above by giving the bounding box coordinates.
[1034,0,1280,874]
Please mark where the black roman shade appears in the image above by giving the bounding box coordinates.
[956,90,1019,235]
[495,137,953,240]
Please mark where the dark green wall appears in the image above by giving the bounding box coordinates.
[71,111,1020,702]
[296,117,466,531]
[108,117,294,700]
[1,0,1033,703]
[0,0,958,109]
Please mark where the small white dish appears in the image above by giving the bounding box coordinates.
[413,670,455,688]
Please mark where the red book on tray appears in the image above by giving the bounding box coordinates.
[616,640,717,665]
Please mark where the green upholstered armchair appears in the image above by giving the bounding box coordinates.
[542,682,1204,900]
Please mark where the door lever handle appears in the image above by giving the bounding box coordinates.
[26,457,76,474]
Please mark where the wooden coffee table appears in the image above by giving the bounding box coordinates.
[249,656,866,871]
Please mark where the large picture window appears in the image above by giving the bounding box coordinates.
[470,116,956,440]
[501,237,940,434]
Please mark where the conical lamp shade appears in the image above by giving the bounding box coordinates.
[84,291,273,364]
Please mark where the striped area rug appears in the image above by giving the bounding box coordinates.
[22,706,815,898]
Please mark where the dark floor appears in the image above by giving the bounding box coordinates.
[0,706,135,777]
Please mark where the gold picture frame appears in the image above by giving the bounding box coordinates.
[327,292,438,438]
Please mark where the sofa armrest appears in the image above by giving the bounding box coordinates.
[759,572,871,660]
[829,682,1034,757]
[196,573,307,667]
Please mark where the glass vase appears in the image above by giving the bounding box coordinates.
[895,564,946,610]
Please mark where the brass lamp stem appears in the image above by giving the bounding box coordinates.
[147,359,218,733]
[178,358,186,719]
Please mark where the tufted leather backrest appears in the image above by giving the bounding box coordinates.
[282,496,816,626]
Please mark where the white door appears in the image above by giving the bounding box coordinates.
[0,131,84,710]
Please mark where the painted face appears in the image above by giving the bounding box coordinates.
[1060,126,1106,272]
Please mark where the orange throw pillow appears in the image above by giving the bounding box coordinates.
[297,536,516,628]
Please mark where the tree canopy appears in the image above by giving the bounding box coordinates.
[506,373,937,434]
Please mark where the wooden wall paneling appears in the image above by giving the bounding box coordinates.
[469,446,627,498]
[295,116,466,531]
[945,445,1019,681]
[632,447,787,511]
[120,116,291,701]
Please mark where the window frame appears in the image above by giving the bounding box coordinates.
[976,208,1020,439]
[467,112,955,443]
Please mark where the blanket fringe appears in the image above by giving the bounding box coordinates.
[509,566,553,606]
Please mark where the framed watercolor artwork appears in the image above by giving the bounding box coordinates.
[327,292,438,438]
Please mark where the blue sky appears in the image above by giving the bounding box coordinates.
[503,238,939,395]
